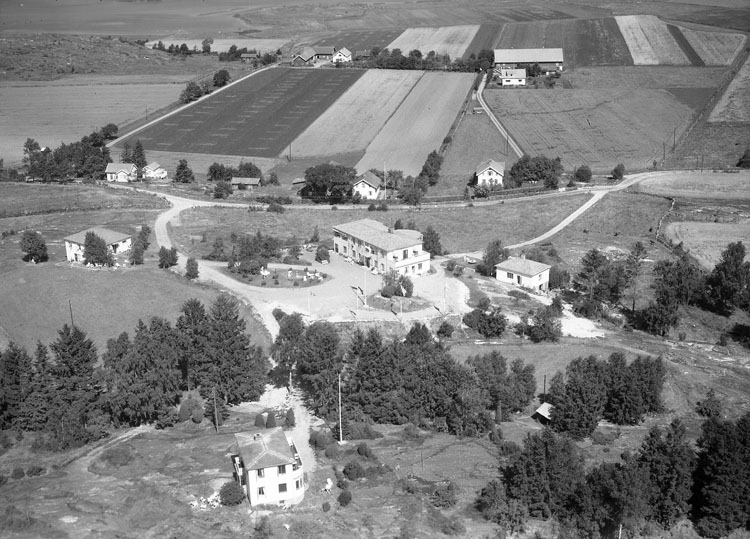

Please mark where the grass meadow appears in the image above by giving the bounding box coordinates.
[663,221,750,269]
[170,192,592,256]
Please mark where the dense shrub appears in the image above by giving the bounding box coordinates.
[285,408,296,427]
[343,460,365,480]
[497,440,521,456]
[432,481,458,508]
[25,465,45,477]
[267,202,285,213]
[266,413,277,428]
[255,414,266,428]
[0,475,6,487]
[441,515,466,536]
[179,397,203,422]
[322,501,331,512]
[100,445,134,467]
[325,443,340,459]
[219,480,245,505]
[338,489,352,507]
[255,195,292,205]
[155,409,177,429]
[310,430,333,450]
[11,468,24,480]
[445,259,457,271]
[437,321,454,339]
[346,422,382,440]
[357,442,374,459]
[315,245,330,263]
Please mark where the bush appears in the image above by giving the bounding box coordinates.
[155,409,176,429]
[0,475,6,487]
[437,321,454,339]
[611,163,625,180]
[185,257,199,279]
[266,413,277,428]
[367,203,377,211]
[508,290,530,301]
[285,408,296,427]
[432,481,458,508]
[100,445,134,467]
[497,440,521,456]
[441,515,466,536]
[322,501,331,512]
[324,443,340,459]
[11,467,24,480]
[346,422,382,440]
[445,259,457,271]
[338,489,352,507]
[219,481,245,505]
[310,430,333,450]
[574,165,592,183]
[25,465,45,477]
[267,202,285,213]
[177,396,195,422]
[255,414,267,428]
[357,442,374,459]
[343,460,365,480]
[315,245,330,263]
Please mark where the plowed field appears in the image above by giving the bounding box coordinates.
[355,72,474,176]
[485,88,693,172]
[115,67,364,158]
[289,70,424,157]
[494,18,633,67]
[615,15,690,65]
[312,30,403,52]
[681,28,746,65]
[386,25,480,59]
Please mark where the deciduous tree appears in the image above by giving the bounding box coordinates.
[422,226,442,258]
[83,231,113,266]
[20,230,48,263]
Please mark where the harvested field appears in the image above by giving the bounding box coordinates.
[672,8,750,33]
[634,171,750,199]
[665,87,716,110]
[667,25,705,66]
[385,25,480,59]
[115,67,364,158]
[0,82,180,165]
[681,28,746,65]
[289,70,424,157]
[495,18,633,67]
[312,29,403,52]
[484,88,694,172]
[144,38,288,54]
[663,221,750,269]
[709,54,750,122]
[172,193,591,256]
[462,24,502,59]
[355,72,474,175]
[566,66,726,89]
[615,15,690,65]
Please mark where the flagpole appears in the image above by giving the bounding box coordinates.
[338,372,343,444]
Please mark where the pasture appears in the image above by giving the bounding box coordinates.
[634,171,750,199]
[495,18,633,67]
[0,82,181,165]
[385,25,480,59]
[355,72,474,176]
[311,29,403,52]
[615,15,690,65]
[663,221,750,269]
[289,70,424,157]
[709,54,750,122]
[170,192,591,256]
[115,67,364,158]
[484,88,694,172]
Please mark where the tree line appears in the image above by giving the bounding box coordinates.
[344,47,494,73]
[0,295,268,450]
[477,411,750,539]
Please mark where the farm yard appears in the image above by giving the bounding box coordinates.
[114,67,364,159]
[355,72,475,176]
[0,80,181,166]
[311,29,403,52]
[484,88,694,172]
[615,15,691,65]
[709,54,750,122]
[288,70,424,157]
[385,25,480,59]
[663,221,750,269]
[171,193,591,257]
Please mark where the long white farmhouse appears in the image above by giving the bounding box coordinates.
[495,255,551,292]
[333,218,430,276]
[231,429,304,507]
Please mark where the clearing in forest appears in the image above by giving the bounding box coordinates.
[288,70,424,157]
[615,15,690,65]
[386,25,480,59]
[355,72,475,176]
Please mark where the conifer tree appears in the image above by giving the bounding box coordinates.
[176,298,210,391]
[20,341,55,431]
[551,355,608,439]
[132,140,147,171]
[0,342,32,429]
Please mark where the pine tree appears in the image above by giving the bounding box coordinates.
[120,142,132,163]
[175,299,210,391]
[551,356,608,439]
[20,342,55,431]
[185,257,199,279]
[294,321,344,418]
[422,226,442,258]
[0,342,32,428]
[132,140,147,171]
[603,352,644,425]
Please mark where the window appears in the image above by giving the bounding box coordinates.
[258,487,265,496]
[296,479,302,490]
[278,465,286,475]
[257,468,264,478]
[279,483,287,493]
[418,263,422,270]
[507,272,514,279]
[402,249,408,259]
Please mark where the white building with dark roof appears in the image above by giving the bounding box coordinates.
[64,227,132,263]
[352,171,383,200]
[476,159,505,188]
[142,161,168,180]
[333,218,430,276]
[232,428,304,507]
[495,255,551,292]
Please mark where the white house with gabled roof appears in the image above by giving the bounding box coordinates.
[105,162,136,182]
[231,428,304,507]
[495,255,551,292]
[498,68,526,86]
[476,159,505,188]
[352,171,383,200]
[142,161,168,180]
[64,227,132,263]
[333,218,430,276]
[332,47,352,63]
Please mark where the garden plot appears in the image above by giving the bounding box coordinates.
[709,54,750,122]
[385,25,480,59]
[485,88,693,172]
[681,28,747,65]
[288,70,424,157]
[615,15,690,65]
[355,72,474,176]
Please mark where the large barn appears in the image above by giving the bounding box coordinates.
[493,48,564,73]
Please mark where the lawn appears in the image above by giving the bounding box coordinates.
[0,263,271,353]
[484,88,694,172]
[115,67,365,159]
[355,72,475,176]
[170,192,591,256]
[0,183,167,218]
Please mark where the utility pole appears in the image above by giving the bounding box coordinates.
[68,299,75,327]
[212,387,219,433]
[663,142,666,163]
[338,372,343,444]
